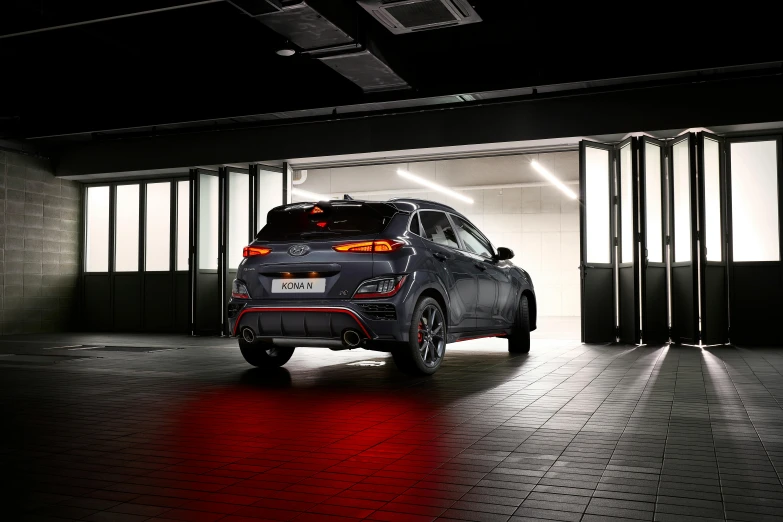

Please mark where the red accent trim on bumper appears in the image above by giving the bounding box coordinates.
[232,307,372,338]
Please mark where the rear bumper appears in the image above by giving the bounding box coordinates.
[229,299,409,344]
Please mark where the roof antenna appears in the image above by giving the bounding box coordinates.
[343,194,354,200]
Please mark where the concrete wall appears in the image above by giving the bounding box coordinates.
[293,151,580,317]
[0,150,82,335]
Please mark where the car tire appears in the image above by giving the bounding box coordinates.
[392,297,447,375]
[239,339,295,368]
[508,295,531,354]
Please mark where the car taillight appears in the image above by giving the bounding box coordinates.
[243,246,271,257]
[332,239,404,253]
[231,279,251,299]
[353,275,407,299]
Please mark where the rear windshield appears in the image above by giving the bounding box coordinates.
[257,202,398,241]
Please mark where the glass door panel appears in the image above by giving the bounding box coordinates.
[730,141,780,261]
[726,137,783,345]
[145,182,171,271]
[257,168,284,233]
[579,141,616,343]
[192,169,221,335]
[224,168,251,335]
[639,137,668,343]
[697,133,727,345]
[617,138,640,344]
[228,170,250,270]
[115,184,140,272]
[176,180,190,271]
[669,134,698,343]
[85,186,110,273]
[672,140,692,262]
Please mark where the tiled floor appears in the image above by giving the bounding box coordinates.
[1,328,782,521]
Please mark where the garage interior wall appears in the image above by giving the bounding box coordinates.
[0,150,82,335]
[293,151,579,318]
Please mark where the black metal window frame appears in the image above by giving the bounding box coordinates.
[82,176,191,276]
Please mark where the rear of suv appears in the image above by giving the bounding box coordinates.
[229,198,536,374]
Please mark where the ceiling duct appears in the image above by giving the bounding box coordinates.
[253,1,354,50]
[357,0,481,34]
[240,1,410,92]
[312,43,409,93]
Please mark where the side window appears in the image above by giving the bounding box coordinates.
[409,213,421,236]
[419,211,459,249]
[453,216,494,258]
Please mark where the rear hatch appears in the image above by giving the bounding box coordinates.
[240,200,398,300]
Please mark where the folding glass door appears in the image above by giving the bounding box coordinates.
[83,178,190,332]
[726,136,783,344]
[191,165,287,336]
[696,133,728,345]
[580,132,727,346]
[579,141,616,343]
[223,167,252,335]
[617,138,641,344]
[668,132,728,345]
[638,137,668,343]
[668,134,699,343]
[191,168,221,335]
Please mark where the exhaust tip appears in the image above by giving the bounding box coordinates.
[342,329,362,348]
[241,328,256,344]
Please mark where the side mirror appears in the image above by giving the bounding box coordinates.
[496,247,514,260]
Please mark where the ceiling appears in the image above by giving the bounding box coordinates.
[2,0,782,154]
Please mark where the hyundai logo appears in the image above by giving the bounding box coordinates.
[288,244,310,256]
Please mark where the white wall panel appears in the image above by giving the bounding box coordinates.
[294,151,580,316]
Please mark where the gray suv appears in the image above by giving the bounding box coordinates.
[229,198,536,374]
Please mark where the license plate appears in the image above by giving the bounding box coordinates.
[272,278,326,293]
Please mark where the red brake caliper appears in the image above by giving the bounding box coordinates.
[417,321,424,344]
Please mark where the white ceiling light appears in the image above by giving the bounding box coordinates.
[291,188,331,201]
[397,169,473,204]
[276,49,296,57]
[531,160,578,200]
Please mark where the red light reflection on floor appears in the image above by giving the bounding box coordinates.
[163,377,456,520]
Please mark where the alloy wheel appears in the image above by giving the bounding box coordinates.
[417,305,445,367]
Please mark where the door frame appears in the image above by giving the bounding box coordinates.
[724,135,783,345]
[667,133,700,343]
[695,132,729,345]
[190,167,222,335]
[638,136,669,343]
[616,137,641,344]
[579,140,617,343]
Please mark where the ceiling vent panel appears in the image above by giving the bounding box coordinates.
[317,48,409,93]
[255,2,354,51]
[358,0,481,34]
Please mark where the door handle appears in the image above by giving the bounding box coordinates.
[433,252,450,261]
[474,263,487,271]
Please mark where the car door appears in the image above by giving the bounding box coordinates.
[417,210,477,332]
[451,215,514,329]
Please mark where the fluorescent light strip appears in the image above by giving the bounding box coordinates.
[396,169,474,204]
[531,160,578,199]
[291,188,332,201]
